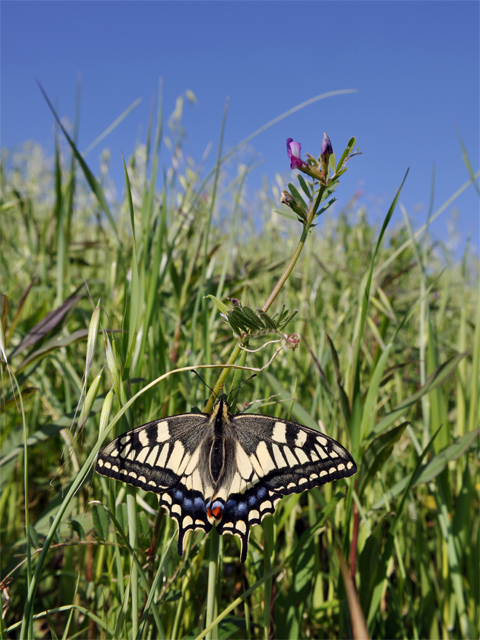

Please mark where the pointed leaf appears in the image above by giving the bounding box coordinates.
[9,284,84,359]
[206,295,230,316]
[370,428,480,510]
[373,350,469,435]
[92,504,110,541]
[356,422,409,498]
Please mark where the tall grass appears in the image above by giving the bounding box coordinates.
[0,86,478,640]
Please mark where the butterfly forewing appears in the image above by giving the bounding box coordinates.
[95,400,357,562]
[232,413,356,493]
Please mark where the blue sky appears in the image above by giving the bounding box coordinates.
[2,1,479,257]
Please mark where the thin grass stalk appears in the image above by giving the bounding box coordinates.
[137,533,175,639]
[468,273,480,432]
[194,565,280,640]
[15,372,33,639]
[191,99,229,356]
[126,486,139,637]
[433,480,473,638]
[134,189,167,380]
[6,605,115,637]
[262,515,274,640]
[349,170,409,457]
[401,205,431,444]
[205,527,220,640]
[455,251,469,439]
[38,81,120,243]
[374,171,480,280]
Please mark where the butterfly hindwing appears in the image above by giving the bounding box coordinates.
[96,400,357,562]
[216,484,282,561]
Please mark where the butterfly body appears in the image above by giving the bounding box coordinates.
[96,399,356,561]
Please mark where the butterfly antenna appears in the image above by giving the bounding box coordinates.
[191,370,218,401]
[229,374,257,408]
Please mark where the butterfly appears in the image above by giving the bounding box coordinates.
[95,398,357,562]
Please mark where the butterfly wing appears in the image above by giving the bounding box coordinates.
[215,413,356,560]
[96,407,357,563]
[96,413,215,556]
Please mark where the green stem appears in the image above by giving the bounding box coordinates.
[205,184,325,411]
[261,222,310,314]
[126,486,139,637]
[205,527,220,640]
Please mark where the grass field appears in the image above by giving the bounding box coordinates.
[1,90,478,640]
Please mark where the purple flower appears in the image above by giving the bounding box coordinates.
[287,138,306,170]
[321,132,333,158]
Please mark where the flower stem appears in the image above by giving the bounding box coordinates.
[205,184,325,411]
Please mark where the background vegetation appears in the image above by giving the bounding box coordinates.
[1,89,478,640]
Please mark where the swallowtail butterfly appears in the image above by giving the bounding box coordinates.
[96,399,356,562]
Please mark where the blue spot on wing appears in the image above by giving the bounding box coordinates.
[217,483,283,562]
[159,485,211,558]
[237,501,247,516]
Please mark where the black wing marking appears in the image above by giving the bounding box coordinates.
[213,413,356,560]
[96,412,214,555]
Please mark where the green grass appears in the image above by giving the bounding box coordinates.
[1,86,478,640]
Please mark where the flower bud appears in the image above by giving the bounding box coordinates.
[320,132,333,178]
[281,190,307,220]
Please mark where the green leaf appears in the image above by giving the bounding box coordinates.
[288,183,307,207]
[10,285,84,359]
[275,208,301,222]
[315,197,336,218]
[92,504,110,541]
[206,294,230,316]
[37,82,120,243]
[69,518,86,540]
[0,397,105,468]
[123,154,142,369]
[373,350,469,436]
[242,306,265,330]
[15,328,90,373]
[29,525,42,549]
[326,335,351,427]
[297,174,312,200]
[329,152,336,172]
[291,537,315,602]
[335,137,356,174]
[356,422,409,498]
[370,428,480,510]
[262,371,319,430]
[360,343,393,440]
[256,310,277,331]
[116,503,128,533]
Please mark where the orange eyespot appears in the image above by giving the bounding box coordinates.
[211,505,223,519]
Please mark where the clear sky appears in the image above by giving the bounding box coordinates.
[2,1,479,258]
